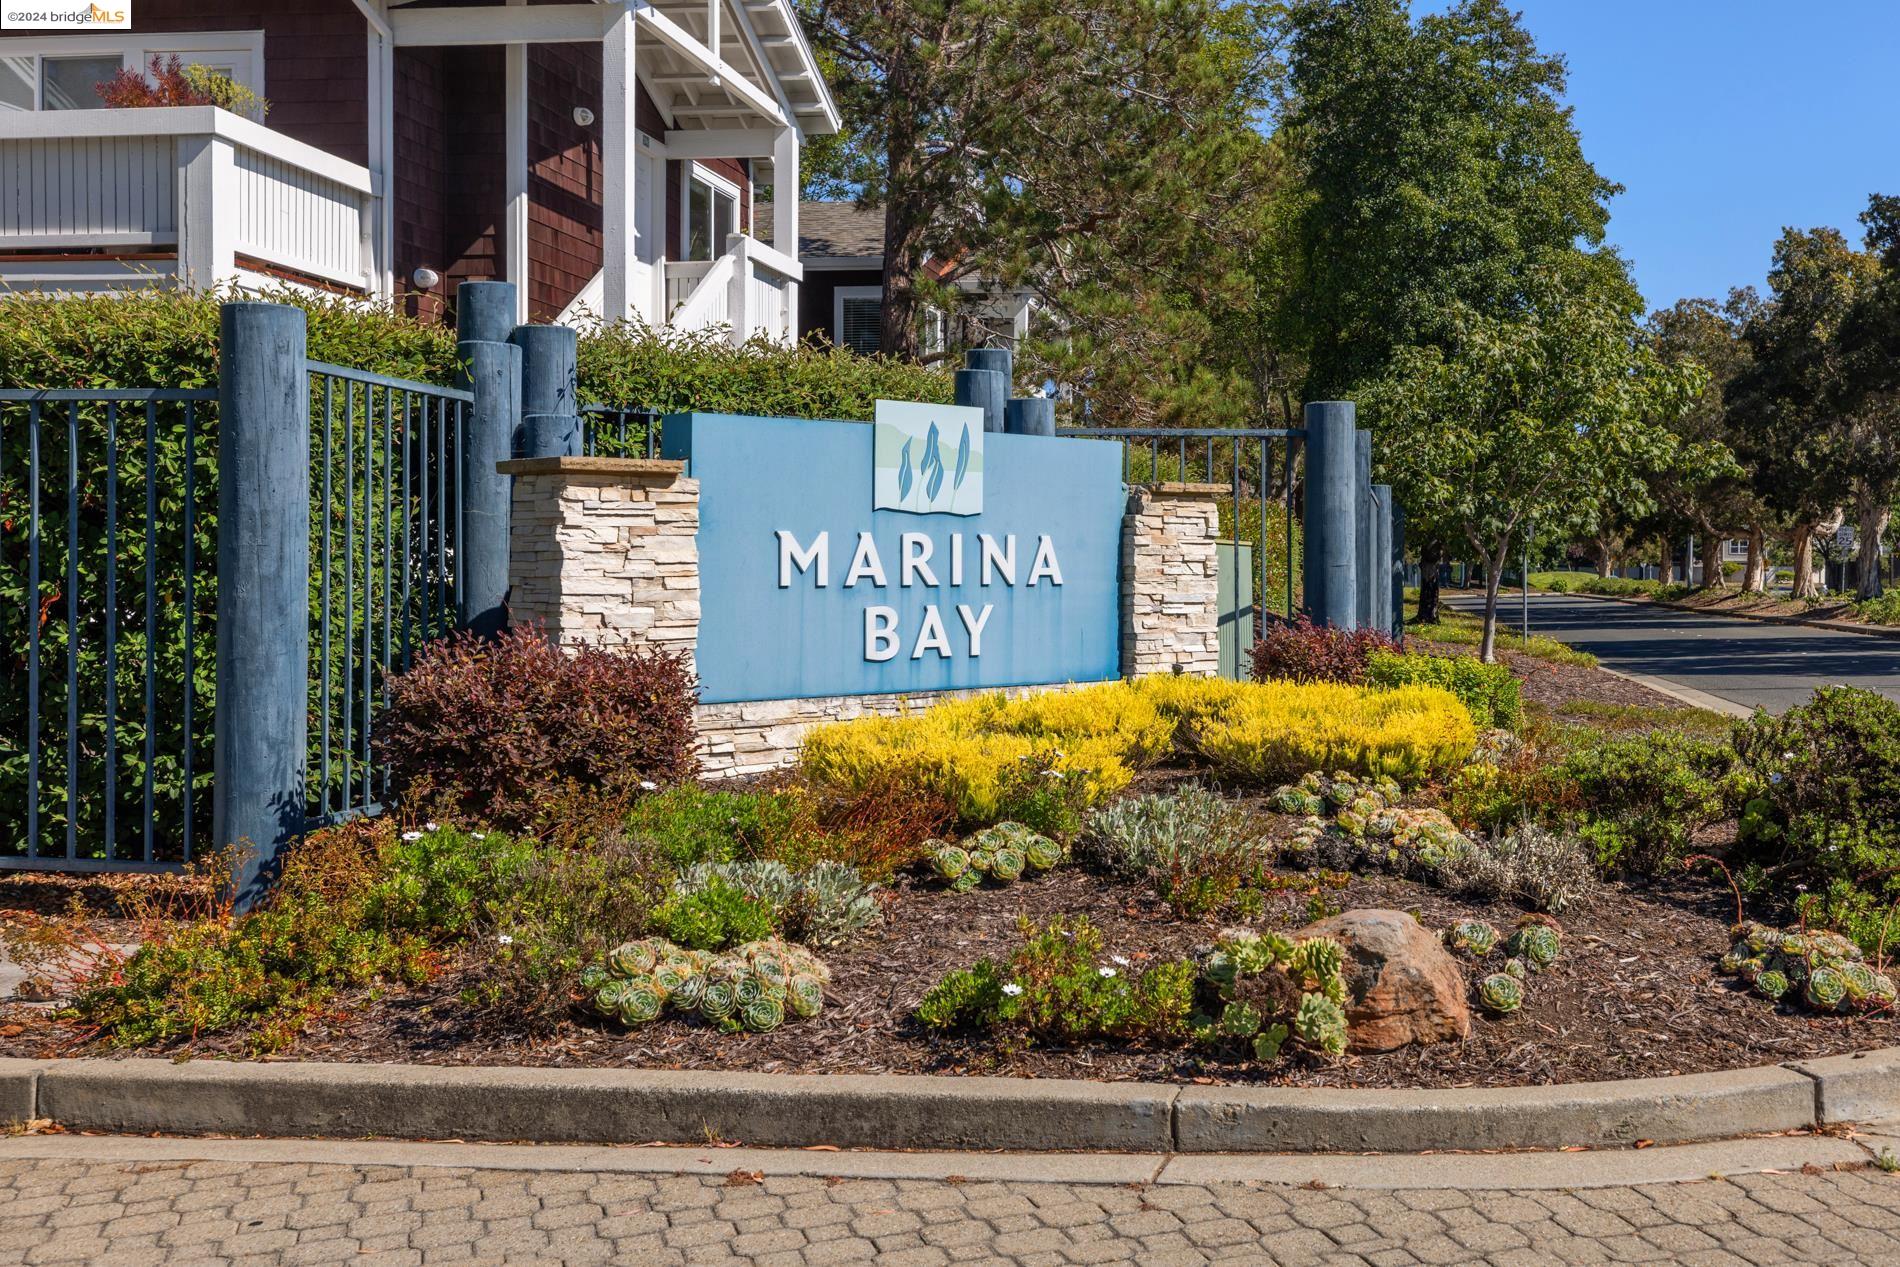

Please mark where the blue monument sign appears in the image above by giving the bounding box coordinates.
[663,408,1125,705]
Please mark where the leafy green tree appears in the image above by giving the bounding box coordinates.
[1728,228,1878,597]
[1273,0,1624,620]
[1365,267,1702,660]
[1643,295,1760,591]
[1837,195,1900,596]
[800,0,1281,389]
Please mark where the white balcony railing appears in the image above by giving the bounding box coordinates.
[0,106,375,294]
[663,233,800,346]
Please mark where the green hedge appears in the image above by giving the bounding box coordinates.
[1366,650,1521,731]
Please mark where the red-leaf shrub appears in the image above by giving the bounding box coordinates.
[1249,616,1400,685]
[375,626,699,836]
[95,56,211,108]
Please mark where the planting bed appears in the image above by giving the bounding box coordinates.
[4,627,1895,1093]
[3,801,1893,1089]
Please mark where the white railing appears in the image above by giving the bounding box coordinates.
[662,233,801,346]
[0,106,375,293]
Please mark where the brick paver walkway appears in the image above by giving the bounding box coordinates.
[3,1153,1900,1266]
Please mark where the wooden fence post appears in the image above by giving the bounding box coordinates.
[213,302,309,910]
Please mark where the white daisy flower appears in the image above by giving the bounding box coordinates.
[1001,983,1024,997]
[401,831,422,841]
[1111,955,1132,967]
[1098,967,1118,978]
[640,780,659,791]
[497,934,514,945]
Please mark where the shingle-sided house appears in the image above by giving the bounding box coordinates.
[758,198,1037,357]
[0,1,837,340]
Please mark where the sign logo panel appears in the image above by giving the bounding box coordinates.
[664,411,1123,705]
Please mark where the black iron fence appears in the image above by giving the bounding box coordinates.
[581,405,662,459]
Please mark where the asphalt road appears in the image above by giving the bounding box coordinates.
[1446,592,1900,715]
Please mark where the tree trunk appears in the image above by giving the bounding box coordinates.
[1700,529,1727,590]
[1742,524,1767,594]
[877,60,926,361]
[1856,496,1890,600]
[1657,537,1676,586]
[1594,549,1613,579]
[1789,523,1817,599]
[1416,538,1443,625]
[1478,548,1505,664]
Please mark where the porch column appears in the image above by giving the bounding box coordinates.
[601,1,639,325]
[774,126,800,340]
[504,33,530,323]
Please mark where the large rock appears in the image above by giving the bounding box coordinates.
[1296,909,1470,1052]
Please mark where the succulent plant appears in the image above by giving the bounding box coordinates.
[1292,992,1349,1056]
[1218,1000,1265,1039]
[1504,923,1560,971]
[742,993,786,1033]
[617,976,665,1025]
[700,980,737,1021]
[1477,973,1524,1014]
[1839,961,1879,1003]
[1805,966,1849,1012]
[1447,919,1499,958]
[1023,835,1064,872]
[788,973,825,1019]
[1502,957,1528,981]
[930,841,970,880]
[1270,784,1325,816]
[1252,1023,1290,1063]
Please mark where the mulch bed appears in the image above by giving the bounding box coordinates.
[2,650,1885,1087]
[3,840,1893,1089]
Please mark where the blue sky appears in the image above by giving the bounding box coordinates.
[1472,1,1900,313]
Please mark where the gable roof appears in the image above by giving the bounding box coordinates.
[756,200,884,260]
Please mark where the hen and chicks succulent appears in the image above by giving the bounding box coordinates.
[1720,921,1897,1014]
[928,821,1064,891]
[584,936,831,1034]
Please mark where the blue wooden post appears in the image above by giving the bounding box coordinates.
[456,282,521,637]
[1354,430,1374,632]
[955,367,1007,433]
[511,323,581,457]
[1390,500,1407,640]
[966,346,1012,384]
[214,302,310,910]
[1302,402,1359,629]
[1371,484,1394,636]
[1005,396,1055,436]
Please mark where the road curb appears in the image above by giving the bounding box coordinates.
[16,1050,1900,1154]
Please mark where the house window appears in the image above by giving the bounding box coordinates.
[834,286,882,356]
[683,163,741,262]
[0,32,264,113]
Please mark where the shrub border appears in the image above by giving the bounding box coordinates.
[1554,589,1900,643]
[4,1047,1895,1154]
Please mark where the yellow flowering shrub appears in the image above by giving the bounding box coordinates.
[1193,681,1476,785]
[798,677,1476,832]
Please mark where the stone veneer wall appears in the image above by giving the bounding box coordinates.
[499,457,1222,778]
[696,682,1095,780]
[1120,483,1223,678]
[498,457,701,670]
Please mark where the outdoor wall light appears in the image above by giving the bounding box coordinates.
[411,267,441,290]
[573,106,596,127]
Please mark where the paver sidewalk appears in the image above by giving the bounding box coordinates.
[4,1142,1900,1265]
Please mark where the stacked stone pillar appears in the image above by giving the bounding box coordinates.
[1120,483,1223,677]
[497,457,701,670]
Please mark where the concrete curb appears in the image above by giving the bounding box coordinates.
[13,1049,1900,1154]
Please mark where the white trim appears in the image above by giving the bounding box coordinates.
[599,1,639,323]
[503,11,529,322]
[633,1,784,127]
[833,284,880,352]
[0,106,374,192]
[662,127,777,159]
[682,160,743,261]
[390,4,609,46]
[0,30,266,107]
